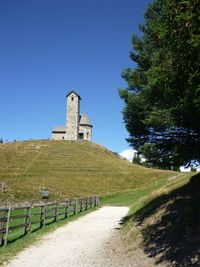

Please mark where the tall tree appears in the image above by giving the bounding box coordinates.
[119,0,200,168]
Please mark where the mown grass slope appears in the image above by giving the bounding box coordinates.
[0,140,175,202]
[0,140,194,266]
[136,174,200,266]
[119,172,198,267]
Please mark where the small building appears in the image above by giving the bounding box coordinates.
[52,91,93,141]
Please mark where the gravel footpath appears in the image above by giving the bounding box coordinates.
[6,206,129,267]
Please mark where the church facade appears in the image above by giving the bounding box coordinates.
[52,91,93,141]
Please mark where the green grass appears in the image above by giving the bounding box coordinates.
[0,172,191,265]
[0,206,98,265]
[0,139,193,265]
[1,203,80,244]
[123,173,200,267]
[102,172,191,215]
[102,171,199,267]
[0,140,175,202]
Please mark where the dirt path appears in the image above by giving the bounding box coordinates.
[6,206,167,267]
[6,206,129,267]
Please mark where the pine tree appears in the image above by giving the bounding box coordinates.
[119,0,200,168]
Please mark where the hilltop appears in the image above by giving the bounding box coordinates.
[0,140,174,202]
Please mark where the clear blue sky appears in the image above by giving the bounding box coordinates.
[0,0,150,153]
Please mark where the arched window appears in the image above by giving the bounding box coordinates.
[71,96,74,101]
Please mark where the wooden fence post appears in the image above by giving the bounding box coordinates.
[95,196,97,207]
[86,198,88,210]
[43,202,47,226]
[57,201,60,219]
[54,201,59,222]
[74,198,77,215]
[0,209,6,246]
[4,205,11,247]
[80,198,83,212]
[90,196,93,207]
[24,205,31,235]
[28,204,32,232]
[40,204,44,228]
[90,197,92,208]
[91,196,93,207]
[93,196,95,207]
[64,200,68,218]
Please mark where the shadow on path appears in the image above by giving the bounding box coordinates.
[125,174,200,267]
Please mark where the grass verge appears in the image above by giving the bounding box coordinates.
[0,172,193,266]
[0,206,98,265]
[103,172,199,267]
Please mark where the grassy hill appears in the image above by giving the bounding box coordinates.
[117,171,198,267]
[0,140,175,203]
[0,139,196,266]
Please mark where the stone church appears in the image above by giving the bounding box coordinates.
[52,91,93,141]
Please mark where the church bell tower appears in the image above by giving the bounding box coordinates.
[65,91,81,140]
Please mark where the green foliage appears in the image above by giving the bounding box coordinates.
[132,153,142,165]
[119,0,200,168]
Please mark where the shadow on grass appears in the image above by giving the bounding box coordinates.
[127,173,200,267]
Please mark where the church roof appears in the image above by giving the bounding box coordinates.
[66,91,81,100]
[79,114,93,127]
[52,126,66,133]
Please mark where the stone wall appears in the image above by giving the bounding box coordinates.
[65,93,80,140]
[52,132,65,140]
[79,125,92,141]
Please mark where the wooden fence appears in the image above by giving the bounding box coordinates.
[0,196,99,247]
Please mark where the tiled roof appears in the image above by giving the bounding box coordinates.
[66,91,81,100]
[52,126,66,132]
[79,114,92,126]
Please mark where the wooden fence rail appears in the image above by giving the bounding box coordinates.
[0,196,99,247]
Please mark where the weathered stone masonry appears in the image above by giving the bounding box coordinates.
[52,91,93,141]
